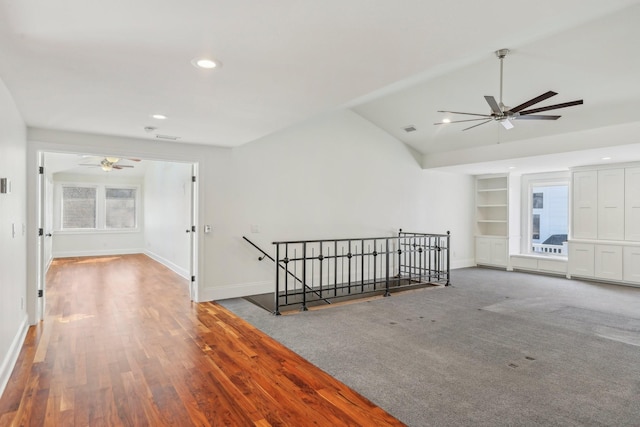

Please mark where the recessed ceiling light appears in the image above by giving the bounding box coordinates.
[508,166,516,169]
[192,57,221,69]
[602,156,612,160]
[442,118,451,123]
[152,114,167,120]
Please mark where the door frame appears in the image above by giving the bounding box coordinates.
[28,142,201,324]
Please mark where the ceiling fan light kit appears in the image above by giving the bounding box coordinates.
[79,156,138,172]
[435,48,583,131]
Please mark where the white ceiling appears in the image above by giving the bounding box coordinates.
[1,1,640,173]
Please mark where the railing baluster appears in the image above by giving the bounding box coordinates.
[334,241,338,297]
[275,243,281,315]
[301,243,308,311]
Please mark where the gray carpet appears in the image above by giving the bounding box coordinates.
[219,267,640,427]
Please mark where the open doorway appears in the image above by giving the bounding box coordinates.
[36,152,198,320]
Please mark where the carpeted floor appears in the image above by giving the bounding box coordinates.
[219,267,640,427]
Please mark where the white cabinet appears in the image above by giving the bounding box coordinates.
[569,242,626,282]
[568,242,594,277]
[572,171,597,239]
[623,246,640,284]
[594,244,623,281]
[597,169,624,240]
[476,237,507,267]
[625,167,640,241]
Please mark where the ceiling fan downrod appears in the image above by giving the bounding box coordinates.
[496,49,509,110]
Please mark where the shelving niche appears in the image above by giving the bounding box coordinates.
[475,174,511,268]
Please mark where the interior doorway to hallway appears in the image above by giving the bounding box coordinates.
[36,151,199,320]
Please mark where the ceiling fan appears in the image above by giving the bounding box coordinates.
[79,156,140,172]
[435,49,583,131]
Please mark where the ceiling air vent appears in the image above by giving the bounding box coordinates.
[155,134,181,141]
[403,125,417,133]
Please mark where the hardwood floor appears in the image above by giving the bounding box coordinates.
[0,254,404,426]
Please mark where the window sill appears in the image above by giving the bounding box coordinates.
[54,229,141,235]
[512,253,567,261]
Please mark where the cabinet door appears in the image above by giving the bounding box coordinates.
[597,169,624,240]
[568,242,594,277]
[475,237,507,267]
[490,238,508,266]
[623,246,640,283]
[594,244,623,281]
[625,168,640,241]
[475,238,491,264]
[572,171,597,239]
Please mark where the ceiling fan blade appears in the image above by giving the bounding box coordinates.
[484,96,501,114]
[434,118,494,125]
[127,158,142,162]
[462,119,492,131]
[500,119,514,130]
[515,114,561,120]
[519,99,583,115]
[113,165,134,168]
[508,91,557,113]
[437,110,492,118]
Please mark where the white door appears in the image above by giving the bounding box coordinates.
[189,163,199,301]
[36,152,46,320]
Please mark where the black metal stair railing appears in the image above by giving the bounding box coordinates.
[266,230,450,315]
[242,236,332,305]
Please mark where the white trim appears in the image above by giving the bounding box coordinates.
[144,250,189,279]
[451,258,476,269]
[200,280,273,302]
[0,315,29,398]
[52,248,145,258]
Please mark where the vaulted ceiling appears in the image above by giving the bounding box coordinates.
[1,1,639,168]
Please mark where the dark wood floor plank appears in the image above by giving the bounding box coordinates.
[0,254,405,426]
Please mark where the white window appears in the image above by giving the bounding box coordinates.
[62,186,97,229]
[521,173,570,257]
[58,184,139,231]
[105,188,137,229]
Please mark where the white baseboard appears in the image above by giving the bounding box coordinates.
[53,248,144,258]
[199,280,273,302]
[144,250,189,279]
[0,315,29,399]
[451,258,476,270]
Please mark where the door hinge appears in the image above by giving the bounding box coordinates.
[192,176,196,183]
[191,225,196,232]
[39,166,44,174]
[191,276,196,282]
[38,228,44,236]
[38,289,43,297]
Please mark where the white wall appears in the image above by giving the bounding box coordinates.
[143,161,192,278]
[202,109,475,299]
[26,108,475,306]
[0,78,28,397]
[50,173,145,257]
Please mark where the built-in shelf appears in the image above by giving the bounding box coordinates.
[475,174,511,268]
[476,175,508,238]
[477,188,507,192]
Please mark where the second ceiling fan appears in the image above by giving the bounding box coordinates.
[435,49,583,131]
